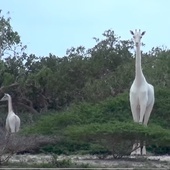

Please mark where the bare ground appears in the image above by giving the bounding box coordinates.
[6,154,170,169]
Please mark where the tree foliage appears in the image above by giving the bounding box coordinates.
[0,12,169,113]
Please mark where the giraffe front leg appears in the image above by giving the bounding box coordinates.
[139,92,148,124]
[131,142,141,155]
[139,103,147,124]
[142,145,146,155]
[131,143,138,155]
[136,142,141,155]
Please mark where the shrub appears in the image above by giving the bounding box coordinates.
[65,122,170,158]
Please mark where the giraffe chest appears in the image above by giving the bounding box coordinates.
[130,80,148,93]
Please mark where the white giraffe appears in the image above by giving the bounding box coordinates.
[129,29,155,155]
[0,93,20,134]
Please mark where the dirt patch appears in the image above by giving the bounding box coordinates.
[7,154,170,169]
[73,158,170,168]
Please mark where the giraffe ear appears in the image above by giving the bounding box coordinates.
[141,31,146,36]
[130,30,134,35]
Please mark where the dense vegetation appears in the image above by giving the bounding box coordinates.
[0,11,169,157]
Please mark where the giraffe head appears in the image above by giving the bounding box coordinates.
[0,93,10,101]
[130,29,145,47]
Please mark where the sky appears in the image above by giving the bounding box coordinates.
[1,0,170,57]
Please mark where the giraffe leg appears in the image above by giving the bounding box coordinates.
[130,104,140,155]
[142,144,146,155]
[137,143,142,155]
[139,103,147,124]
[131,143,137,155]
[141,101,154,155]
[143,101,154,125]
[138,100,146,155]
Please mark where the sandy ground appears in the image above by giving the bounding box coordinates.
[6,154,170,169]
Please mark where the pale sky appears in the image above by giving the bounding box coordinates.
[1,0,170,57]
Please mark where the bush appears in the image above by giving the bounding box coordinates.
[40,140,90,155]
[23,88,170,155]
[151,88,170,129]
[65,122,170,158]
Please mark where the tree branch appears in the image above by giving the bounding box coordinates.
[17,102,39,114]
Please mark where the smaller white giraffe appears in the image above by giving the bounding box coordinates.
[1,93,20,133]
[130,29,155,155]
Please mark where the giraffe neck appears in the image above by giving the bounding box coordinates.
[135,44,145,83]
[7,96,13,114]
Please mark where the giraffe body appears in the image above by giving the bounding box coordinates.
[1,93,20,134]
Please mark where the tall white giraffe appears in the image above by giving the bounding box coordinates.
[0,93,20,134]
[129,29,155,155]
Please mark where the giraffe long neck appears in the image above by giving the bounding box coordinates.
[8,96,13,114]
[135,44,145,83]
